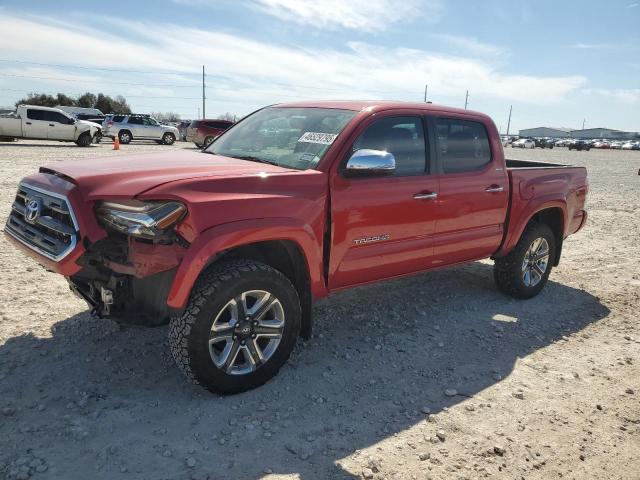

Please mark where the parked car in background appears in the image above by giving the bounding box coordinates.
[621,141,640,150]
[186,119,234,147]
[512,138,535,149]
[610,141,624,150]
[554,139,571,147]
[568,140,591,151]
[0,105,101,146]
[102,114,179,145]
[593,141,610,149]
[177,120,191,141]
[4,100,588,394]
[534,138,555,149]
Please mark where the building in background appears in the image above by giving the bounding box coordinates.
[519,126,639,140]
[518,127,573,138]
[570,128,639,140]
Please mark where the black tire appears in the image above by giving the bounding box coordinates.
[194,143,202,148]
[494,222,556,299]
[162,132,176,145]
[118,130,132,144]
[204,136,214,147]
[93,132,102,144]
[75,131,92,147]
[168,260,301,394]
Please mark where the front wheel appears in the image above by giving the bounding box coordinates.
[75,131,92,147]
[169,260,301,394]
[162,132,176,145]
[494,222,556,299]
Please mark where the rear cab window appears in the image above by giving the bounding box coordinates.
[435,118,492,174]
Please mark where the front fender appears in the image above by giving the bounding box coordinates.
[166,217,326,309]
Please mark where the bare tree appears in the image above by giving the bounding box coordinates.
[218,112,239,122]
[151,112,181,123]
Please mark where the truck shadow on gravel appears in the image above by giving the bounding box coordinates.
[0,262,609,480]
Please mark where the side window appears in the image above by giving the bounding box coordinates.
[50,112,71,124]
[26,109,45,120]
[352,116,426,176]
[127,117,143,125]
[435,119,491,173]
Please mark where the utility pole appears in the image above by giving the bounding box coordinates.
[506,105,512,136]
[464,90,469,110]
[424,84,428,102]
[582,118,585,130]
[202,65,206,119]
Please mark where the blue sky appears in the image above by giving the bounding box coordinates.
[0,0,638,132]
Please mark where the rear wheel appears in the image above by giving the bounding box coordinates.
[168,260,301,394]
[118,130,132,144]
[75,131,92,147]
[494,222,556,299]
[162,132,176,145]
[204,136,215,147]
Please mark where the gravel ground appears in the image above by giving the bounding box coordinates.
[0,140,638,480]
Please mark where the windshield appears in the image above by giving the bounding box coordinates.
[205,107,356,170]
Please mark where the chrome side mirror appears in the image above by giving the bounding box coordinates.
[344,149,396,177]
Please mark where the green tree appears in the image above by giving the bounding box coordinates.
[76,92,97,108]
[15,93,58,108]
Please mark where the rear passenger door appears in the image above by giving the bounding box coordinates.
[126,116,144,137]
[23,109,49,139]
[430,116,508,264]
[329,114,440,289]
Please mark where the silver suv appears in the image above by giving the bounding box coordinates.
[102,114,179,145]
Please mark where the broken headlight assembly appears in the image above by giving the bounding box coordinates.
[95,200,186,240]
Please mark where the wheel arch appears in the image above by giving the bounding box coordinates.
[167,218,326,339]
[496,201,567,265]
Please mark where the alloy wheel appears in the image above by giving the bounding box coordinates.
[521,237,550,287]
[208,290,284,375]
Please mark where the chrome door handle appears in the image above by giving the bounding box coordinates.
[413,192,438,200]
[25,122,32,125]
[49,124,55,127]
[485,186,504,193]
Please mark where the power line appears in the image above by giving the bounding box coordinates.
[0,58,402,96]
[0,73,200,88]
[0,58,201,76]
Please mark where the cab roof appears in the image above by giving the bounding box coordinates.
[273,100,486,118]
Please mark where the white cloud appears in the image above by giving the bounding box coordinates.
[568,43,615,50]
[250,0,439,30]
[431,34,508,57]
[583,88,640,105]
[0,12,586,117]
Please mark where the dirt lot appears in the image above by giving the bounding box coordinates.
[0,140,638,480]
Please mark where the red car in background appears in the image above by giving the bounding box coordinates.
[186,119,234,147]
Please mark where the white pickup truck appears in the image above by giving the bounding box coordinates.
[0,105,101,146]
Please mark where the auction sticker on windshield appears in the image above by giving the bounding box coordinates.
[298,132,338,145]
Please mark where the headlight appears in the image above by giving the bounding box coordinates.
[96,200,186,239]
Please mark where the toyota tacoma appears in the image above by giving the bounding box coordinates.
[4,101,589,394]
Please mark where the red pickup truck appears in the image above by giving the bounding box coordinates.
[5,101,588,394]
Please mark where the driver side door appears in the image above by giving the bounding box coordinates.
[46,111,77,140]
[328,114,439,289]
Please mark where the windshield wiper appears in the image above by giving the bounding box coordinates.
[229,155,280,166]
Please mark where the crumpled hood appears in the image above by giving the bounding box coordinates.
[40,150,294,199]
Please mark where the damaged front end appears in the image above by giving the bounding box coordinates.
[67,199,190,325]
[68,234,188,325]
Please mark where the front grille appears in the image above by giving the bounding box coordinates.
[5,183,79,261]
